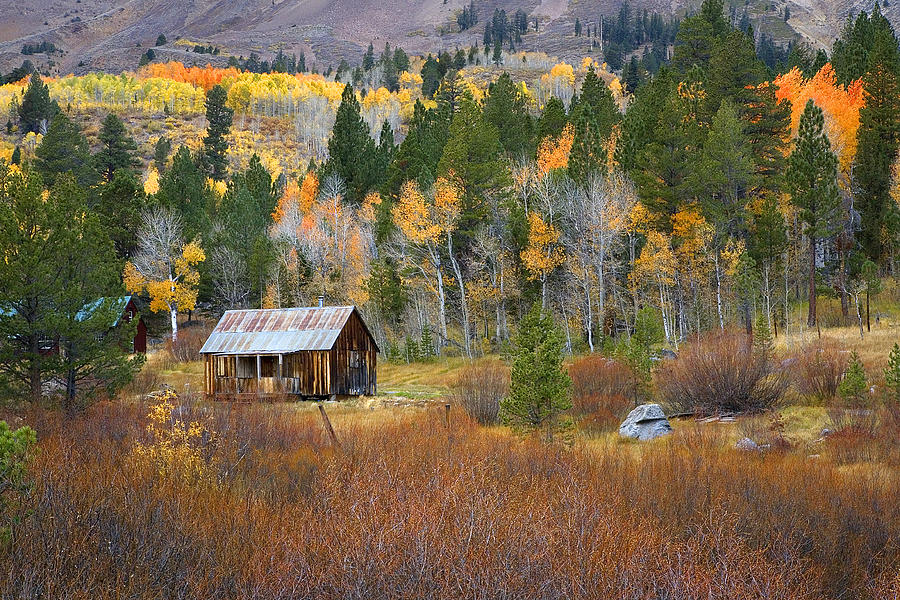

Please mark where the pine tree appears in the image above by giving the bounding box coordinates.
[201,85,234,181]
[94,113,139,182]
[9,146,20,165]
[884,343,900,404]
[96,170,146,260]
[153,136,172,172]
[437,94,509,230]
[838,351,869,406]
[0,166,140,407]
[34,111,94,188]
[691,100,754,237]
[421,55,442,98]
[786,99,841,328]
[500,303,571,441]
[853,19,900,263]
[568,66,621,181]
[156,146,212,240]
[483,72,534,156]
[363,42,375,71]
[50,175,143,413]
[323,84,377,204]
[17,73,57,134]
[537,96,568,140]
[492,40,502,66]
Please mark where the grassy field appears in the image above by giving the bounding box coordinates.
[4,315,900,598]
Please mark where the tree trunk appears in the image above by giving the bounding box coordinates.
[714,253,724,330]
[808,236,817,328]
[866,288,871,332]
[447,238,471,358]
[170,306,179,346]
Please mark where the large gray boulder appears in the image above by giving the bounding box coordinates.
[618,404,673,441]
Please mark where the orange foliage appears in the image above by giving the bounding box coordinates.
[536,123,574,176]
[137,62,240,91]
[773,64,864,179]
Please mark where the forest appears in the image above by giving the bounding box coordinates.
[1,0,900,597]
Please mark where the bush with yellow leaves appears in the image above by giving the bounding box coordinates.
[131,391,214,483]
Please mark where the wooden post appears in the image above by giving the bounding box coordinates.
[318,404,340,448]
[256,354,262,396]
[444,403,451,429]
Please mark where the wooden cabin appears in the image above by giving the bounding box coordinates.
[77,296,147,354]
[200,305,378,401]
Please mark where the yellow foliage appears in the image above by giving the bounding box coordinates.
[143,167,160,196]
[124,241,205,314]
[632,230,676,287]
[521,212,565,281]
[130,390,213,482]
[207,177,227,198]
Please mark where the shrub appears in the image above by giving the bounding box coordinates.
[656,330,786,415]
[448,360,510,425]
[568,356,637,433]
[793,337,847,401]
[0,421,36,544]
[170,323,211,363]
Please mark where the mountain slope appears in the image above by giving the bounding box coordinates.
[0,0,896,76]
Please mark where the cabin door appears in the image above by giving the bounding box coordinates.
[348,350,366,395]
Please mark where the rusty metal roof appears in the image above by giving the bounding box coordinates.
[200,306,366,355]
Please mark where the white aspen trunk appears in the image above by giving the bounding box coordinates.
[447,236,471,358]
[784,251,791,343]
[170,306,178,345]
[764,263,772,333]
[658,280,670,342]
[585,273,594,353]
[854,292,864,339]
[714,253,725,330]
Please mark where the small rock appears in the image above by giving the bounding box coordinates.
[619,403,673,441]
[821,428,833,437]
[657,348,678,360]
[735,437,760,452]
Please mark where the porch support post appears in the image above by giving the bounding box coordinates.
[256,354,262,397]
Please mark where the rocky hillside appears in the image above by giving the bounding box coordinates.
[0,0,895,76]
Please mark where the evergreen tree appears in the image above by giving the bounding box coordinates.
[393,47,410,73]
[201,85,234,181]
[420,55,442,98]
[363,42,375,71]
[743,82,791,194]
[34,111,94,188]
[838,351,869,406]
[568,66,621,181]
[9,146,20,165]
[383,100,450,204]
[50,175,143,412]
[537,96,568,140]
[500,304,571,442]
[96,170,146,260]
[0,165,140,408]
[17,73,57,134]
[153,136,172,172]
[323,84,377,204]
[853,16,900,263]
[483,72,534,156]
[691,100,755,237]
[492,40,502,66]
[786,100,841,328]
[94,113,139,182]
[438,94,509,234]
[380,43,399,91]
[884,342,900,403]
[156,146,212,240]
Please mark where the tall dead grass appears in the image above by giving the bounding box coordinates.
[2,399,899,599]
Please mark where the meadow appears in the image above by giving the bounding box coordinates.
[2,312,900,600]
